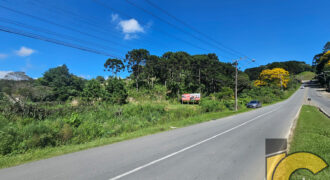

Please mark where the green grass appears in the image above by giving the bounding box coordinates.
[295,71,316,81]
[0,107,250,169]
[0,86,300,169]
[290,105,330,180]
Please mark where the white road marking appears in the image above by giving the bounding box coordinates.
[109,106,283,180]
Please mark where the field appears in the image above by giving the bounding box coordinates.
[295,71,316,81]
[290,105,330,179]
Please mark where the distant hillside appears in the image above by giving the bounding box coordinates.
[0,71,32,81]
[245,61,312,80]
[295,71,315,81]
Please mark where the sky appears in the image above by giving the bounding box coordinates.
[0,0,329,79]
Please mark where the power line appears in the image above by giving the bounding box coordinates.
[30,0,122,39]
[125,0,242,58]
[0,4,132,50]
[30,0,171,51]
[0,24,122,58]
[144,0,252,59]
[91,0,232,60]
[0,17,124,55]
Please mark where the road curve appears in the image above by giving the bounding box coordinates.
[306,84,330,116]
[0,88,306,180]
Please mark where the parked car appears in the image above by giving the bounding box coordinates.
[246,100,262,108]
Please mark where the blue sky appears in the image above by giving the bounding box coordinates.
[0,0,329,79]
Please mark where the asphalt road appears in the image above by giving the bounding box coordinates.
[306,84,330,116]
[0,88,306,180]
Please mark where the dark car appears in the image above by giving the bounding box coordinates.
[246,100,262,108]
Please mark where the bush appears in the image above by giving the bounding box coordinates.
[223,100,235,110]
[81,79,104,102]
[200,99,225,112]
[20,122,57,149]
[0,126,17,155]
[65,113,81,127]
[59,124,73,143]
[104,78,127,104]
[210,87,234,100]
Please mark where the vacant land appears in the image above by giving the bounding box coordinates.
[0,86,300,169]
[290,105,330,180]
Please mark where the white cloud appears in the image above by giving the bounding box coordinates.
[111,14,148,40]
[0,53,7,59]
[15,46,35,57]
[119,19,144,34]
[111,13,119,22]
[124,34,139,40]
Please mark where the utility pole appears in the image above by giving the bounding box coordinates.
[234,60,238,111]
[233,57,255,111]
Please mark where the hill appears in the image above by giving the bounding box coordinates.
[245,61,312,80]
[295,71,315,81]
[0,71,32,81]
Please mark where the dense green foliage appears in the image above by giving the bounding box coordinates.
[0,101,195,155]
[245,61,312,80]
[39,65,85,101]
[118,49,240,97]
[313,42,330,90]
[0,49,302,159]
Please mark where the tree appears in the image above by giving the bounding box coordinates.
[96,76,105,83]
[104,58,125,77]
[254,68,290,89]
[125,49,150,91]
[237,72,251,93]
[245,61,312,81]
[40,65,84,101]
[144,55,160,88]
[212,87,234,100]
[104,77,127,104]
[81,79,104,101]
[245,66,266,80]
[316,51,330,87]
[323,41,330,53]
[313,43,330,88]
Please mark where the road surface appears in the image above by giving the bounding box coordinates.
[0,88,306,180]
[306,82,330,116]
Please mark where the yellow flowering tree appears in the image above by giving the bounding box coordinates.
[254,68,290,88]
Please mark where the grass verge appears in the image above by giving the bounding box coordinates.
[290,105,330,180]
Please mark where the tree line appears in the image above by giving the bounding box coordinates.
[245,61,312,81]
[0,48,314,104]
[105,49,252,97]
[313,42,330,90]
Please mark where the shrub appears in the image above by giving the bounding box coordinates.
[223,100,235,110]
[81,79,105,102]
[104,78,127,104]
[210,87,234,100]
[65,113,81,127]
[59,124,73,143]
[0,127,17,155]
[20,122,57,149]
[200,99,225,112]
